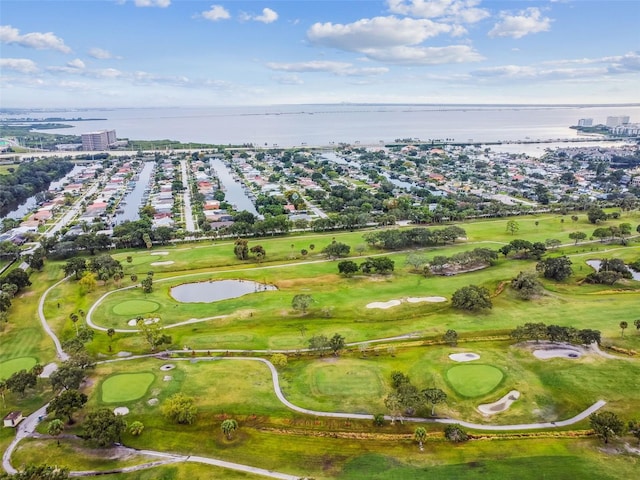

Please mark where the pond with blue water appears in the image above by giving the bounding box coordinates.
[170,279,277,303]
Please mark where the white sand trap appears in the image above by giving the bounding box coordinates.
[163,375,172,382]
[160,364,175,371]
[449,352,480,362]
[39,362,58,378]
[406,296,447,303]
[117,351,132,357]
[127,317,160,327]
[478,390,520,415]
[113,407,129,416]
[533,348,582,360]
[366,300,402,309]
[147,398,159,406]
[150,260,174,266]
[150,251,170,256]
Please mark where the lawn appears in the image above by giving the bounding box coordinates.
[101,373,156,403]
[0,357,37,380]
[445,364,505,398]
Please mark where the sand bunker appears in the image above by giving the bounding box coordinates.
[533,348,582,360]
[449,352,480,362]
[406,296,447,303]
[160,364,175,371]
[117,351,132,357]
[113,407,129,416]
[366,300,402,309]
[478,390,520,415]
[150,261,174,266]
[127,317,160,327]
[147,398,159,406]
[163,375,172,382]
[150,251,169,256]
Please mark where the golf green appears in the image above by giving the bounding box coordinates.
[101,373,155,403]
[0,357,37,380]
[112,300,160,316]
[446,364,504,398]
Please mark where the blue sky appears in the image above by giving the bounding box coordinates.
[1,0,638,108]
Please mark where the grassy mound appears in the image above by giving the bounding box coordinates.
[112,300,160,316]
[0,356,37,380]
[445,364,504,398]
[101,372,155,403]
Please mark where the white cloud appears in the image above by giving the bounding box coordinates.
[67,58,86,69]
[489,8,552,39]
[0,58,38,73]
[272,74,304,85]
[308,16,455,51]
[134,0,171,7]
[362,44,483,65]
[387,0,489,23]
[201,5,231,22]
[0,25,71,53]
[254,8,279,24]
[88,48,117,60]
[266,60,388,77]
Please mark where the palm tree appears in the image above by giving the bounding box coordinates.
[221,418,238,440]
[414,426,427,451]
[47,419,64,446]
[69,313,79,336]
[620,321,628,337]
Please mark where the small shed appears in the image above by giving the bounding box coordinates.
[3,411,24,428]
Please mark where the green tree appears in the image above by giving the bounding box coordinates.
[140,275,153,293]
[5,369,37,397]
[628,419,640,445]
[233,239,249,260]
[69,313,79,336]
[443,329,458,346]
[82,408,127,447]
[47,419,64,445]
[568,231,587,245]
[589,411,624,444]
[50,364,85,391]
[128,421,145,436]
[322,241,351,259]
[291,294,313,314]
[587,206,607,224]
[384,392,403,424]
[270,353,288,367]
[506,219,519,235]
[422,388,447,416]
[3,269,31,291]
[337,260,359,277]
[510,271,543,300]
[308,334,329,356]
[47,389,87,424]
[136,317,171,352]
[444,424,469,443]
[63,257,87,280]
[78,271,97,292]
[620,321,628,337]
[536,256,573,281]
[635,319,640,332]
[451,285,492,311]
[162,393,197,424]
[414,426,427,450]
[221,418,238,440]
[328,333,346,356]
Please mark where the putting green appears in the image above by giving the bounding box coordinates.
[101,373,155,403]
[0,357,37,380]
[112,300,160,316]
[446,364,504,398]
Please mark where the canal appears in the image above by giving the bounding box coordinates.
[209,158,260,217]
[114,161,155,225]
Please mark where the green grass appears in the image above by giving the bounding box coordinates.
[112,300,160,316]
[445,364,505,398]
[0,357,37,380]
[101,373,156,403]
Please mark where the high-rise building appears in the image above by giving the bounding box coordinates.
[606,116,630,128]
[81,129,117,151]
[577,118,593,127]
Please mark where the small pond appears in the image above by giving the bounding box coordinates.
[170,279,277,303]
[586,260,640,281]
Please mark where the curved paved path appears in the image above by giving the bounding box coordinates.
[38,276,70,361]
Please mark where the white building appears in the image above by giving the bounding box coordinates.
[577,118,593,127]
[81,130,117,151]
[606,116,630,128]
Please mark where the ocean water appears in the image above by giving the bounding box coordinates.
[14,104,640,148]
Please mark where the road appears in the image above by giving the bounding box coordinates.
[44,180,101,238]
[179,159,196,233]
